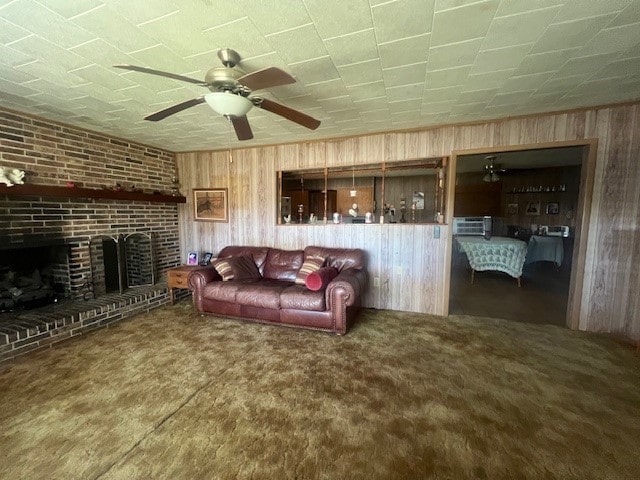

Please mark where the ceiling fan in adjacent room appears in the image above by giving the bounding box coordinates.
[114,48,321,141]
[482,155,506,182]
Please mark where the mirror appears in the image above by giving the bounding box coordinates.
[278,158,446,224]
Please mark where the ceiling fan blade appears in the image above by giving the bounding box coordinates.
[237,67,295,91]
[230,115,254,141]
[258,98,320,130]
[114,64,207,86]
[144,97,206,122]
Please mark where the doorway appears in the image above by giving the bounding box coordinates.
[445,141,596,328]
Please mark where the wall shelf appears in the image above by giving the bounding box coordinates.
[0,184,186,203]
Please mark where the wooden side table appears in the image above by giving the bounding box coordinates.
[167,265,200,304]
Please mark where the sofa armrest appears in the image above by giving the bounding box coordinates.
[188,266,220,311]
[326,268,367,334]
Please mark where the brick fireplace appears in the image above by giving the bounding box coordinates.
[0,108,184,363]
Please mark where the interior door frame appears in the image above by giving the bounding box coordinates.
[443,139,598,329]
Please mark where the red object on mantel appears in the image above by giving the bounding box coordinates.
[66,181,76,188]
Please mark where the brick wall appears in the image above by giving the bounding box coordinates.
[0,107,181,297]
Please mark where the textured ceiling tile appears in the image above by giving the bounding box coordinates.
[323,29,378,66]
[337,59,382,86]
[607,3,640,27]
[382,62,427,87]
[307,79,349,101]
[535,74,591,94]
[500,71,554,93]
[422,85,461,102]
[33,0,104,18]
[552,0,632,23]
[0,43,37,67]
[266,24,327,64]
[202,18,274,59]
[514,48,581,76]
[128,44,201,76]
[529,14,618,54]
[456,88,497,103]
[289,56,341,85]
[431,0,499,47]
[388,98,421,113]
[494,0,565,17]
[347,81,386,102]
[8,34,91,71]
[471,44,532,74]
[425,65,472,89]
[98,0,179,25]
[303,0,373,38]
[421,99,455,114]
[428,38,483,70]
[489,90,533,106]
[0,63,37,83]
[378,34,430,69]
[372,0,435,43]
[555,53,614,77]
[462,69,514,91]
[451,102,487,115]
[0,77,39,96]
[246,1,313,35]
[71,4,159,54]
[434,0,484,13]
[481,7,561,51]
[589,56,640,80]
[386,82,423,101]
[1,0,94,48]
[576,23,640,57]
[0,16,30,44]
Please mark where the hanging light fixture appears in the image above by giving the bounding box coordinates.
[350,167,357,197]
[483,155,502,182]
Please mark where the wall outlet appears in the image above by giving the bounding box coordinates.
[373,276,380,287]
[433,226,440,239]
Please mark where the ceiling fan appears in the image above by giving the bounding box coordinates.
[482,155,506,182]
[114,48,321,141]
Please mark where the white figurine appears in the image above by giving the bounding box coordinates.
[0,167,25,186]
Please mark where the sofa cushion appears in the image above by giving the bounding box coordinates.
[218,246,269,275]
[280,285,326,311]
[304,246,365,271]
[235,280,290,309]
[231,255,262,281]
[212,258,235,281]
[202,281,246,303]
[263,249,304,282]
[305,266,339,291]
[294,256,325,285]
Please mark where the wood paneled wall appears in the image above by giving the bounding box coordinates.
[176,103,640,341]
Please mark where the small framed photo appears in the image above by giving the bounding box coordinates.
[546,202,559,215]
[525,201,541,216]
[187,252,198,265]
[194,188,228,222]
[201,252,213,265]
[506,203,518,215]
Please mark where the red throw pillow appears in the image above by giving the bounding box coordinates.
[295,256,325,285]
[305,267,338,291]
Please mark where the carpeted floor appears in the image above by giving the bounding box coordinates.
[1,303,639,480]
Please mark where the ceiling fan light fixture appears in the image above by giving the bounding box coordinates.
[204,92,253,117]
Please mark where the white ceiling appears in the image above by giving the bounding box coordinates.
[1,0,639,152]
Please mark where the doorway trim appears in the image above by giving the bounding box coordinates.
[443,139,598,329]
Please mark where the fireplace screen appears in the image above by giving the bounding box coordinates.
[89,233,155,296]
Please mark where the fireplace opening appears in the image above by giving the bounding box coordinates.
[0,243,70,312]
[89,233,155,297]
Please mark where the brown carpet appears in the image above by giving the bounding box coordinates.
[1,303,639,480]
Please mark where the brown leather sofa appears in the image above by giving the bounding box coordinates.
[188,245,367,335]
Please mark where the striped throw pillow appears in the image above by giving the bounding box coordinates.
[212,258,234,281]
[294,256,325,285]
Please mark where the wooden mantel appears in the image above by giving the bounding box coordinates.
[0,183,186,203]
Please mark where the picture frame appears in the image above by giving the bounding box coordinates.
[525,201,541,216]
[187,252,198,265]
[193,188,228,222]
[546,202,559,215]
[506,203,518,215]
[201,252,213,265]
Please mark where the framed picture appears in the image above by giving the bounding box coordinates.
[201,252,213,265]
[525,201,541,216]
[412,191,425,210]
[187,252,198,265]
[506,203,518,215]
[193,188,228,222]
[546,202,559,215]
